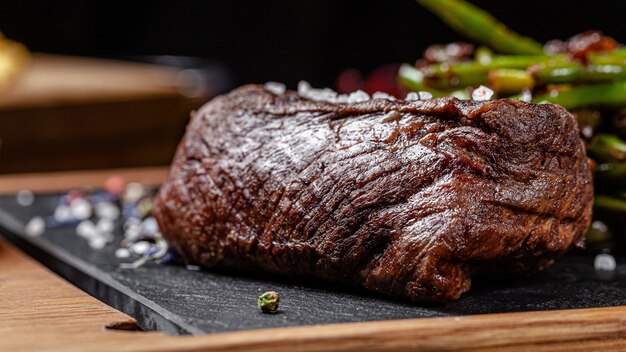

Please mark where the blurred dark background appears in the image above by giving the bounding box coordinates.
[0,0,624,174]
[2,0,624,88]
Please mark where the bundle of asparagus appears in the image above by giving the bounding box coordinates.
[400,0,626,250]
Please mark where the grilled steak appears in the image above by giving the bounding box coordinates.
[153,85,593,303]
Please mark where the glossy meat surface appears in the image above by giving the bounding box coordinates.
[153,85,593,303]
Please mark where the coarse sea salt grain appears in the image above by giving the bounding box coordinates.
[263,81,286,95]
[298,80,369,104]
[16,189,35,206]
[25,216,45,237]
[334,94,350,104]
[297,80,312,96]
[471,85,494,101]
[89,237,107,250]
[520,89,533,103]
[309,88,338,102]
[594,253,616,271]
[70,198,92,220]
[405,91,433,101]
[96,218,115,234]
[76,220,98,239]
[405,92,420,101]
[54,204,73,222]
[95,201,120,220]
[347,90,370,103]
[124,225,141,242]
[130,241,152,256]
[372,92,396,101]
[141,217,159,234]
[123,182,146,203]
[418,91,433,100]
[115,248,131,259]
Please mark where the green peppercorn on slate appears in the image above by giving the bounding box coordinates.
[258,291,280,314]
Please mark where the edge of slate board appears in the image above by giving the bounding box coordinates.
[0,208,202,335]
[3,194,626,337]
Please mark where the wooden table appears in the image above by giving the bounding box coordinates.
[0,54,202,174]
[1,167,626,351]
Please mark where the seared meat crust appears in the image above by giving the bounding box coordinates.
[154,85,593,303]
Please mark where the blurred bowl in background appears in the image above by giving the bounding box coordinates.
[117,55,236,101]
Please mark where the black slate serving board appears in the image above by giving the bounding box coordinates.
[1,192,626,336]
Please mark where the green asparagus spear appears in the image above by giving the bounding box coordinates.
[595,195,626,215]
[585,219,614,249]
[487,69,534,94]
[589,134,626,162]
[410,61,626,98]
[399,64,471,99]
[595,162,626,184]
[398,64,439,95]
[398,64,456,97]
[418,55,561,90]
[426,59,626,88]
[585,64,626,82]
[531,62,584,84]
[422,62,489,90]
[485,55,562,69]
[423,63,535,92]
[532,62,626,84]
[589,52,626,65]
[417,0,544,55]
[418,53,626,90]
[532,80,626,110]
[610,47,626,57]
[475,46,494,65]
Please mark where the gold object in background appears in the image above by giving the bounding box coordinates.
[0,33,30,91]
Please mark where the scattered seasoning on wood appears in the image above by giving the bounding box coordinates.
[258,291,280,314]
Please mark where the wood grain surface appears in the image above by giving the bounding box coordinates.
[0,54,181,110]
[0,54,199,174]
[0,166,168,194]
[1,167,626,351]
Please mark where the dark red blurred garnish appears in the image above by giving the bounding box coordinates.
[568,31,618,62]
[362,64,405,98]
[544,31,618,63]
[336,64,406,98]
[335,68,365,94]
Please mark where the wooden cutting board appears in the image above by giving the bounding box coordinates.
[1,168,626,351]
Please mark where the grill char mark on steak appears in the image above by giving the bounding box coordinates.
[153,85,593,303]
